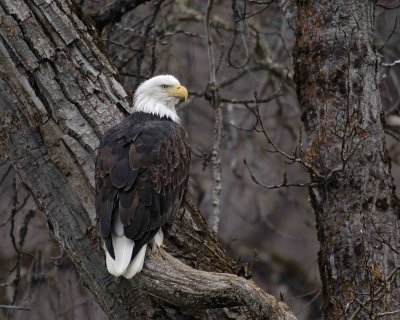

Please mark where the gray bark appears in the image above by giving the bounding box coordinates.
[0,0,295,319]
[293,1,400,319]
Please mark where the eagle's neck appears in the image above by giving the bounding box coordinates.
[133,95,180,123]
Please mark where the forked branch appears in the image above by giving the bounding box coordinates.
[142,249,297,320]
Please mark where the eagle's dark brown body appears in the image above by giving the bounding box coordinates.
[95,112,190,262]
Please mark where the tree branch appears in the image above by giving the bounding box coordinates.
[141,249,296,320]
[0,304,30,311]
[205,0,223,234]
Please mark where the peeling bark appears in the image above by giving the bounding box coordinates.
[0,0,296,319]
[293,1,400,319]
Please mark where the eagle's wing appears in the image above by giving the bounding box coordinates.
[95,117,190,260]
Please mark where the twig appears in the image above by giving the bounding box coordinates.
[376,309,400,317]
[244,159,318,189]
[382,59,400,67]
[206,0,216,86]
[228,0,250,69]
[205,0,222,234]
[348,266,400,319]
[134,0,164,89]
[18,209,36,250]
[235,1,274,22]
[378,17,397,51]
[276,0,298,30]
[9,173,21,304]
[377,3,400,10]
[0,304,30,311]
[221,94,283,104]
[249,95,326,179]
[0,164,12,186]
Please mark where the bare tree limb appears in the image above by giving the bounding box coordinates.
[142,249,296,320]
[0,304,30,311]
[244,159,318,190]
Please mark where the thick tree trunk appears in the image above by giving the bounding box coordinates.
[293,1,400,319]
[0,0,295,319]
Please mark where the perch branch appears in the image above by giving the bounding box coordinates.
[142,249,297,320]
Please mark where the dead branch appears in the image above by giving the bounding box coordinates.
[0,304,30,311]
[244,159,317,190]
[142,249,297,320]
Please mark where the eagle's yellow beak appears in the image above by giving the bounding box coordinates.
[169,84,188,101]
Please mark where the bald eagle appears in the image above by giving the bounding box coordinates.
[95,75,190,278]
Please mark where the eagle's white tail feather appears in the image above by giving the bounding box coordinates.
[114,213,124,236]
[122,244,147,279]
[105,245,118,276]
[112,233,134,275]
[104,227,165,278]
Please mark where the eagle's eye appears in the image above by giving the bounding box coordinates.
[161,84,169,89]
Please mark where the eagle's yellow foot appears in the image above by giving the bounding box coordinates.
[151,229,164,251]
[152,242,166,251]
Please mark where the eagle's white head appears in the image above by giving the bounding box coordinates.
[133,75,188,123]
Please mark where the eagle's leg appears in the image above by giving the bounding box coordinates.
[151,228,164,251]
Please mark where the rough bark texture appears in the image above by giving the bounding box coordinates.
[293,1,400,319]
[0,0,295,319]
